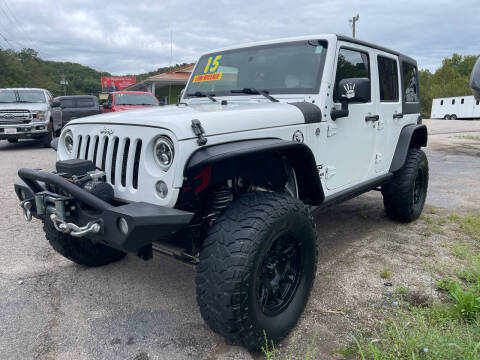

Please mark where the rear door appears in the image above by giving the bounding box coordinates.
[59,98,75,125]
[373,51,402,173]
[324,43,377,190]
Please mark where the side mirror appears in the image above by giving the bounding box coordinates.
[50,137,59,151]
[331,78,371,120]
[51,100,61,108]
[470,57,480,101]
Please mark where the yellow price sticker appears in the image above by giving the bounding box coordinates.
[193,73,223,83]
[203,55,222,74]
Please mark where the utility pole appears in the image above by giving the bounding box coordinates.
[349,14,359,38]
[60,73,68,96]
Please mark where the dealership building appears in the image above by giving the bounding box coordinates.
[126,63,195,104]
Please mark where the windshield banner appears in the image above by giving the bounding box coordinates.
[101,76,136,92]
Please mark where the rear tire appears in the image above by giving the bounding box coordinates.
[382,148,428,222]
[196,192,317,350]
[44,217,127,266]
[444,115,451,120]
[450,114,458,120]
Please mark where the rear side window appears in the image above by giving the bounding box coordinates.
[76,98,95,108]
[441,100,444,105]
[461,98,464,104]
[377,56,399,101]
[452,99,455,105]
[334,48,370,102]
[402,63,419,103]
[60,98,74,108]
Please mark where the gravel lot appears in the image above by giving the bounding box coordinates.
[0,120,479,360]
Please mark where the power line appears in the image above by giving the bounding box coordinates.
[1,0,32,49]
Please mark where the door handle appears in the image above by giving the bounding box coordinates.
[365,115,379,122]
[393,113,403,119]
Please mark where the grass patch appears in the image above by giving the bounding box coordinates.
[380,268,392,279]
[460,213,480,240]
[455,135,480,141]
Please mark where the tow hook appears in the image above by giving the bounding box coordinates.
[19,200,33,222]
[49,214,101,238]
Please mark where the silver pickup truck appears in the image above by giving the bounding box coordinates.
[0,88,62,146]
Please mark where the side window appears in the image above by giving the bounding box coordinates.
[377,56,399,102]
[452,99,455,105]
[461,98,464,104]
[334,48,370,102]
[440,100,444,105]
[402,62,419,103]
[76,98,94,108]
[60,98,74,108]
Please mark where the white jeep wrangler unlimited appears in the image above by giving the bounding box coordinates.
[15,34,428,349]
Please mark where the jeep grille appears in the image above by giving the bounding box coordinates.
[76,134,142,190]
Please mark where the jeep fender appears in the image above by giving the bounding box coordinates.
[184,138,324,205]
[390,124,427,172]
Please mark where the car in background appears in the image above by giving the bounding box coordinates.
[101,91,159,113]
[51,95,100,127]
[0,88,61,146]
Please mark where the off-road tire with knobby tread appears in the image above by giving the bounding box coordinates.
[196,192,318,350]
[44,217,127,266]
[381,148,428,222]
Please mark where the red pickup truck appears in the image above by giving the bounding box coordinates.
[102,91,160,113]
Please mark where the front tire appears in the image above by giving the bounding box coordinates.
[382,148,428,222]
[41,122,54,148]
[444,115,451,120]
[44,217,127,266]
[196,192,317,350]
[450,114,458,120]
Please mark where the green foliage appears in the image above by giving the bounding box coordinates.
[419,53,479,118]
[0,47,188,97]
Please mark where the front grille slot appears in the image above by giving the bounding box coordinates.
[110,137,119,185]
[92,136,99,165]
[133,140,142,189]
[121,139,130,187]
[77,135,83,158]
[84,136,90,159]
[101,137,109,170]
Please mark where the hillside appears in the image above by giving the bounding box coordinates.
[0,47,188,97]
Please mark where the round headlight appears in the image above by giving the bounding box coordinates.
[153,136,174,170]
[64,130,74,153]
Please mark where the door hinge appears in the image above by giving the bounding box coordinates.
[327,123,338,137]
[325,165,337,179]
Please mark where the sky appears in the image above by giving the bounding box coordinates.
[0,0,479,75]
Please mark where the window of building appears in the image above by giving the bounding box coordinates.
[402,63,419,103]
[334,48,370,102]
[377,56,399,102]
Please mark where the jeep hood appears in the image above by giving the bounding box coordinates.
[0,103,48,111]
[68,101,309,140]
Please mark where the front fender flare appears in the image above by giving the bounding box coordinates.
[184,138,324,205]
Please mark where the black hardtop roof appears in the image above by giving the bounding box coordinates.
[336,35,417,65]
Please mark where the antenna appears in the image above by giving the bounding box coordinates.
[349,14,359,38]
[168,29,173,105]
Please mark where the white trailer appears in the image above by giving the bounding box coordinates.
[431,95,480,119]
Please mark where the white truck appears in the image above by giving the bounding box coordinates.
[431,95,480,120]
[15,34,428,349]
[0,88,62,145]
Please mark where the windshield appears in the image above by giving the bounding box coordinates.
[114,93,159,106]
[17,90,46,103]
[0,90,17,103]
[185,40,327,98]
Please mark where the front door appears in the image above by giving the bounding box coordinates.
[324,43,377,191]
[373,51,402,173]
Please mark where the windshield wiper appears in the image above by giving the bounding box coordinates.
[186,91,217,102]
[230,88,279,102]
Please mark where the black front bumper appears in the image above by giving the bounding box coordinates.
[15,168,194,254]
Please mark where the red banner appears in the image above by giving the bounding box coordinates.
[101,76,136,92]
